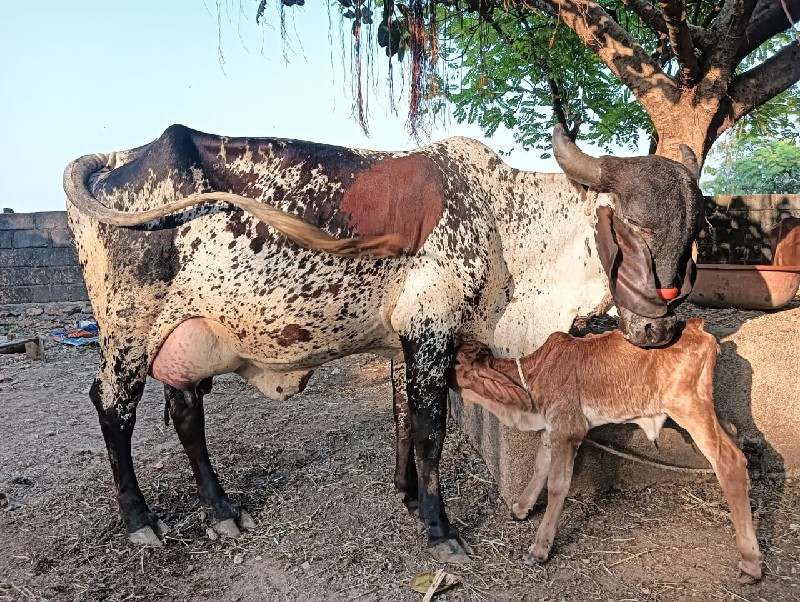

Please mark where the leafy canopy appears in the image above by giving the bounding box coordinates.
[703,138,800,195]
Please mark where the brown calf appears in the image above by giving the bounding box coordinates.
[453,317,762,583]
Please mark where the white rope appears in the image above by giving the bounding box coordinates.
[583,438,715,474]
[516,358,530,395]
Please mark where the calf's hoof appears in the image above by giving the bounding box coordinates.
[129,520,170,547]
[428,538,472,564]
[511,502,530,521]
[523,549,549,566]
[737,560,762,585]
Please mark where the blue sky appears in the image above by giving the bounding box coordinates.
[0,1,601,213]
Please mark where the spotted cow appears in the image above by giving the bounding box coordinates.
[64,124,702,562]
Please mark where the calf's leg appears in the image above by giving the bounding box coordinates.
[391,357,419,513]
[512,435,552,520]
[165,383,255,537]
[526,432,584,564]
[669,404,762,583]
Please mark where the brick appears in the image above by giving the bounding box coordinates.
[49,228,74,248]
[55,283,89,302]
[0,267,50,286]
[0,282,88,304]
[0,213,35,230]
[49,266,84,285]
[13,229,50,248]
[34,211,68,230]
[0,248,79,268]
[0,231,11,249]
[0,285,55,304]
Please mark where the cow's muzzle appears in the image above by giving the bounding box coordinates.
[618,307,677,347]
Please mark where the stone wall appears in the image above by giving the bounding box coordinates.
[0,211,87,304]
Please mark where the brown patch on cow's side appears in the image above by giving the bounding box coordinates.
[340,155,444,253]
[276,324,311,347]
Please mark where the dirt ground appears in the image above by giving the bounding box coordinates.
[0,307,798,602]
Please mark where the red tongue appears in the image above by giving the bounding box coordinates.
[657,287,680,300]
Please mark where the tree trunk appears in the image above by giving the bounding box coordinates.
[650,89,720,164]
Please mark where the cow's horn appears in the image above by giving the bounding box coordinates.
[552,124,602,188]
[679,144,700,180]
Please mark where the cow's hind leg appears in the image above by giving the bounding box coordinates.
[391,357,419,513]
[165,383,256,537]
[401,333,472,563]
[91,363,168,546]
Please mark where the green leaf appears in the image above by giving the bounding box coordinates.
[408,571,459,596]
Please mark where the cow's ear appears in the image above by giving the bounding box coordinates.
[667,254,696,310]
[594,206,667,318]
[594,206,618,277]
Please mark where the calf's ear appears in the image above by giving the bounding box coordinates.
[594,206,667,318]
[454,342,531,411]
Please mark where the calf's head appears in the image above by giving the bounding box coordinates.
[553,125,703,347]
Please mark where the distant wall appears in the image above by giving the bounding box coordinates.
[0,211,87,304]
[1,194,798,304]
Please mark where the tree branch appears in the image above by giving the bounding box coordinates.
[734,0,800,66]
[702,0,725,27]
[621,0,668,34]
[711,40,800,142]
[657,0,700,84]
[541,0,679,116]
[707,0,759,74]
[548,77,572,135]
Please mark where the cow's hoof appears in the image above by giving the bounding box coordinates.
[396,491,420,516]
[213,518,242,538]
[427,538,472,564]
[238,511,257,530]
[129,525,163,547]
[154,519,171,537]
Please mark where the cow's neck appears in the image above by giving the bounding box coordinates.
[485,168,611,356]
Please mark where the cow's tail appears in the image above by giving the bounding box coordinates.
[63,154,406,258]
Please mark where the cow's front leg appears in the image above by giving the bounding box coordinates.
[165,383,256,537]
[401,334,471,563]
[391,357,419,513]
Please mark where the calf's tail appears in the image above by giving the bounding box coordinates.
[63,153,406,258]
